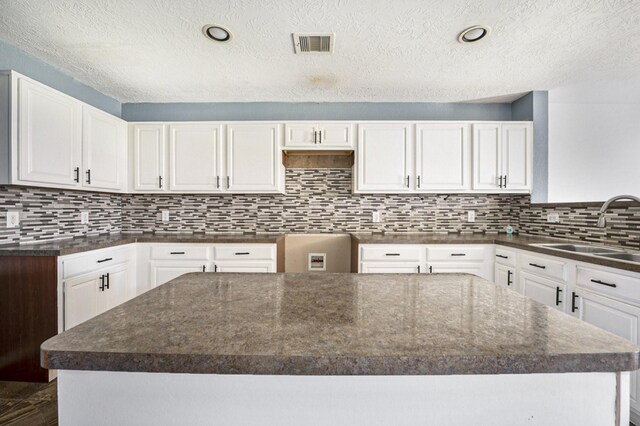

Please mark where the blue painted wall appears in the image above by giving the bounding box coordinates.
[512,91,549,203]
[122,102,513,122]
[0,40,121,117]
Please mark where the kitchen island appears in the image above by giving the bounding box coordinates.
[42,273,639,425]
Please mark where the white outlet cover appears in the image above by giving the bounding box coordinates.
[161,211,170,222]
[6,211,19,228]
[467,210,476,223]
[372,211,381,223]
[547,213,560,223]
[80,211,89,224]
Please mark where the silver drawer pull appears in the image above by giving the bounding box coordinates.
[590,279,617,288]
[235,252,250,255]
[385,253,401,256]
[529,263,546,269]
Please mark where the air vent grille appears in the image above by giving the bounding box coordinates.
[293,33,335,54]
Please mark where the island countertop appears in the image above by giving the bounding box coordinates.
[41,273,639,375]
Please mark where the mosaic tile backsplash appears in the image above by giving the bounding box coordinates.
[1,169,638,249]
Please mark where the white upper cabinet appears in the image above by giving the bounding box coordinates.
[284,122,353,148]
[415,123,469,191]
[132,124,166,191]
[226,123,283,193]
[472,122,532,192]
[472,123,502,191]
[82,105,126,191]
[17,77,82,187]
[169,124,222,192]
[502,123,533,191]
[356,123,413,192]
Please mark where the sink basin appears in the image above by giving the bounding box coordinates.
[596,252,640,263]
[535,243,623,254]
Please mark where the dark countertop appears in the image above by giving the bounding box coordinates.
[2,231,638,273]
[41,272,639,375]
[0,233,285,257]
[351,233,640,273]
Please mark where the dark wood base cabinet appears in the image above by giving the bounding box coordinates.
[0,256,57,382]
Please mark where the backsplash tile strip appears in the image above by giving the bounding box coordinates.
[1,169,638,249]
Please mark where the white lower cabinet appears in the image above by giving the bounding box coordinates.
[361,263,422,274]
[494,263,516,290]
[149,261,210,287]
[63,262,132,330]
[214,262,274,273]
[574,288,640,410]
[520,271,566,312]
[358,244,492,279]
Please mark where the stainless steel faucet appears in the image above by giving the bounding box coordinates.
[597,195,640,227]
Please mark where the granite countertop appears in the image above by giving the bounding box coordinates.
[0,233,285,256]
[41,272,639,376]
[351,233,640,273]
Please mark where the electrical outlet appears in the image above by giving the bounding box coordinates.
[80,211,89,224]
[467,210,476,223]
[547,213,560,223]
[6,211,19,228]
[161,210,170,222]
[372,211,381,223]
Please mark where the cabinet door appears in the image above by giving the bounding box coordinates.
[169,124,222,191]
[502,123,532,191]
[356,124,412,192]
[133,124,165,191]
[101,265,130,312]
[18,78,82,187]
[214,262,274,273]
[495,264,516,290]
[519,271,566,311]
[149,262,208,288]
[318,123,353,147]
[285,123,317,147]
[64,275,99,330]
[429,263,486,279]
[576,289,640,409]
[82,106,126,191]
[415,123,469,191]
[361,263,421,273]
[226,123,281,192]
[472,123,501,190]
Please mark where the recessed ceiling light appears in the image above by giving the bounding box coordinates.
[458,25,491,43]
[203,24,232,42]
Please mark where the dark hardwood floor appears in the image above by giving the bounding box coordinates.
[0,380,57,425]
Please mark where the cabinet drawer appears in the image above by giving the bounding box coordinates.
[428,246,486,262]
[520,252,567,281]
[62,246,130,279]
[150,245,210,261]
[360,245,422,262]
[577,266,640,305]
[214,245,275,261]
[495,247,516,267]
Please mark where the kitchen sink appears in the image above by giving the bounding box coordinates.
[534,243,623,254]
[595,252,640,263]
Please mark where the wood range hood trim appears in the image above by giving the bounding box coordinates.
[281,150,354,168]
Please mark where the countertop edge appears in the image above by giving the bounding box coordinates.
[41,350,640,376]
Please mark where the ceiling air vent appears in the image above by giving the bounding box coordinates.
[292,33,335,54]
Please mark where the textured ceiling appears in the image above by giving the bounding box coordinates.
[1,0,640,103]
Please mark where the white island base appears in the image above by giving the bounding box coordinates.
[58,370,629,426]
